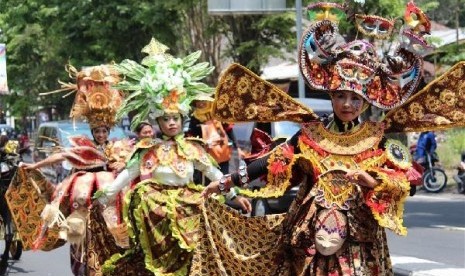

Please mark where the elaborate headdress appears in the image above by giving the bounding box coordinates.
[114,38,215,129]
[299,1,432,110]
[44,64,124,129]
[213,1,465,133]
[71,65,123,129]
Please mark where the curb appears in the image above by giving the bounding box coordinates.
[392,255,465,276]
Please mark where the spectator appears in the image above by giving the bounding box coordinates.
[414,131,438,166]
[134,121,154,140]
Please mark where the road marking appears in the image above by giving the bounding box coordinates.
[408,194,465,201]
[430,224,465,231]
[391,255,465,276]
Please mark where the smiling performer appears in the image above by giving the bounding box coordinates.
[195,1,465,275]
[94,38,251,275]
[18,65,133,275]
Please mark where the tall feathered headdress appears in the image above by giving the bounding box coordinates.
[113,38,215,130]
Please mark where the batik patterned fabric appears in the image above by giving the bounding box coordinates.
[85,204,133,276]
[103,181,204,275]
[384,61,465,133]
[191,121,410,275]
[213,63,318,123]
[190,197,286,276]
[5,168,64,251]
[281,122,407,275]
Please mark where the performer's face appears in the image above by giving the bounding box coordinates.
[157,113,182,137]
[331,91,365,122]
[92,127,109,145]
[138,125,154,139]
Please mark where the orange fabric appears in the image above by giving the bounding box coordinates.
[200,120,232,163]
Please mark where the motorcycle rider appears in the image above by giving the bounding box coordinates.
[414,131,438,167]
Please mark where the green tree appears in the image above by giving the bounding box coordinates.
[1,0,296,120]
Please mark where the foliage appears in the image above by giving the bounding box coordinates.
[437,128,465,169]
[220,12,296,74]
[0,0,180,120]
[0,0,296,120]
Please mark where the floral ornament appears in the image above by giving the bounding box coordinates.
[113,38,215,130]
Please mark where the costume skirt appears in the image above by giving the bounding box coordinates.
[102,181,204,276]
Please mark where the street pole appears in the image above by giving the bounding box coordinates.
[296,0,305,98]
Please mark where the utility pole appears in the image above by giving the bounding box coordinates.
[296,0,305,98]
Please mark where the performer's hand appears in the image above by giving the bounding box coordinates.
[201,180,220,198]
[345,170,379,188]
[237,148,246,159]
[109,161,125,173]
[233,196,252,213]
[19,162,35,170]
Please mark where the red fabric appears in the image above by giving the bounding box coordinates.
[407,161,424,186]
[243,128,273,163]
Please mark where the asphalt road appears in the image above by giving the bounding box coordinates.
[1,244,72,275]
[388,190,465,268]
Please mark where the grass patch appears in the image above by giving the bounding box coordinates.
[437,128,465,170]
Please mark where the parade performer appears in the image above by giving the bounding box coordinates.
[94,38,251,275]
[20,64,131,275]
[196,1,465,275]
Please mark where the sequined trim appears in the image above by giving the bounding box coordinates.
[301,122,384,155]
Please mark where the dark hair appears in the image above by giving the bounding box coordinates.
[135,122,152,134]
[0,135,9,147]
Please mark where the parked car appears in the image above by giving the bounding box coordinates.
[0,124,15,138]
[32,121,127,183]
[231,98,333,216]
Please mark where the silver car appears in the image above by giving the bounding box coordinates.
[32,120,127,183]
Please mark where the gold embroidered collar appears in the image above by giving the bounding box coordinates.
[301,122,384,155]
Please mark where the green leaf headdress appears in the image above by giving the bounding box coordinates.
[114,38,215,130]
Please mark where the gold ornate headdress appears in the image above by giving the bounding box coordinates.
[71,65,123,129]
[43,65,124,129]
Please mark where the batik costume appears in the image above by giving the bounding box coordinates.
[30,65,132,275]
[191,2,465,276]
[96,39,243,275]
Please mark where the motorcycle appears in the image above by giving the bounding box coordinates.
[420,152,448,193]
[0,141,23,275]
[409,145,447,193]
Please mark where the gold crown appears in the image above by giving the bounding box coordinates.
[70,65,123,129]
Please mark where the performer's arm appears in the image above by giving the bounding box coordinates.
[202,131,301,197]
[96,164,140,203]
[19,152,65,170]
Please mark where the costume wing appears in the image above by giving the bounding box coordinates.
[384,61,465,133]
[212,63,318,123]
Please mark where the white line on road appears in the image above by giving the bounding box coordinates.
[391,255,465,276]
[430,224,465,231]
[409,194,465,201]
